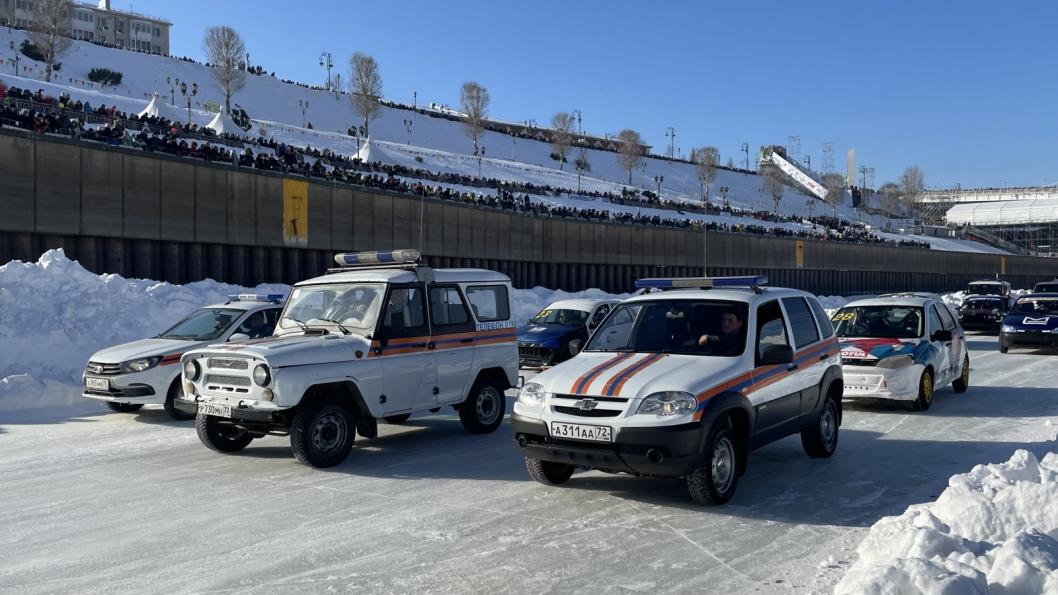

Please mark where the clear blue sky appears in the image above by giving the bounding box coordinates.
[123,0,1056,188]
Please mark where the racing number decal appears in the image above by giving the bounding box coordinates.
[832,312,855,322]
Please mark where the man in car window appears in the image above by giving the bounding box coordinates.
[698,310,745,355]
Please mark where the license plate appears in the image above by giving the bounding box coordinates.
[198,403,232,418]
[85,377,109,391]
[550,421,612,443]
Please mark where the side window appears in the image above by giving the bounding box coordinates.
[234,311,270,339]
[935,303,957,331]
[590,304,611,328]
[465,285,510,322]
[382,287,427,338]
[429,286,471,328]
[755,300,789,364]
[807,297,835,339]
[782,297,820,349]
[926,305,943,335]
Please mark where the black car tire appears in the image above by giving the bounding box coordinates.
[801,395,840,458]
[196,413,253,453]
[952,355,970,393]
[290,401,356,468]
[163,379,196,421]
[912,369,934,411]
[458,376,506,434]
[525,457,575,485]
[686,419,740,505]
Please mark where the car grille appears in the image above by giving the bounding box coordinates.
[842,358,878,367]
[553,406,622,418]
[207,358,249,370]
[205,374,252,393]
[85,361,122,376]
[518,345,552,366]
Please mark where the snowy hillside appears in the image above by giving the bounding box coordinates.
[1,27,886,225]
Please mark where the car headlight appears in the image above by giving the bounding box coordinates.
[636,391,697,416]
[121,356,162,373]
[518,382,546,405]
[253,364,271,386]
[1001,325,1015,333]
[183,360,200,381]
[876,355,914,369]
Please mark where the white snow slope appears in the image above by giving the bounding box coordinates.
[0,26,999,254]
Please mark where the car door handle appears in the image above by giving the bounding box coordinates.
[427,342,436,350]
[787,363,799,371]
[818,354,828,361]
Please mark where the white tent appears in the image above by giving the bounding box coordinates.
[137,93,183,122]
[205,106,242,135]
[947,199,1058,226]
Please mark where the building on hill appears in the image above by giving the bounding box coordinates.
[0,0,170,55]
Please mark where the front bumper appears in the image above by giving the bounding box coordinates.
[959,315,1001,330]
[841,364,919,401]
[1001,331,1058,349]
[177,394,288,424]
[511,413,706,477]
[518,344,556,368]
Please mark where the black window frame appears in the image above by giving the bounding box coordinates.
[807,297,835,339]
[755,300,790,366]
[427,285,476,334]
[377,283,430,340]
[782,296,821,349]
[465,284,511,322]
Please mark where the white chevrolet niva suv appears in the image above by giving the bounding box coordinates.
[179,250,519,468]
[512,276,843,504]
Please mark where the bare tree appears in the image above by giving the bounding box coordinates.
[28,0,72,83]
[204,26,246,113]
[822,172,846,218]
[550,112,574,170]
[899,165,925,211]
[616,129,644,185]
[460,81,490,153]
[691,146,719,202]
[349,52,382,137]
[879,182,903,215]
[761,164,784,216]
[726,156,735,169]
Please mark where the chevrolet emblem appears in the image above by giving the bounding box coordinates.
[574,399,598,411]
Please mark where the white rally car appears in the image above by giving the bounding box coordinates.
[178,250,519,468]
[83,295,284,419]
[831,294,969,411]
[512,276,843,505]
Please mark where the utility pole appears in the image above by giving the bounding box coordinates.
[319,52,333,91]
[403,118,413,145]
[665,126,676,159]
[741,142,749,170]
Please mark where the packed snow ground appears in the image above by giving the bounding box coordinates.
[0,28,1005,254]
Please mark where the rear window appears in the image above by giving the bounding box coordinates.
[807,297,835,339]
[465,285,510,322]
[782,297,820,349]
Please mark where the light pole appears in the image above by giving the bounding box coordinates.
[571,109,582,135]
[179,80,197,125]
[319,52,333,91]
[653,175,664,197]
[403,118,413,145]
[165,75,175,103]
[665,127,675,159]
[298,99,309,128]
[475,146,486,178]
[741,142,749,170]
[9,40,19,75]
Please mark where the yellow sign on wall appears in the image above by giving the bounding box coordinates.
[796,240,805,268]
[1000,256,1006,275]
[283,179,309,246]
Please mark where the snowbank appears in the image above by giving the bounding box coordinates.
[836,445,1058,595]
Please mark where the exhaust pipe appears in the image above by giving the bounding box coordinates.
[646,449,664,464]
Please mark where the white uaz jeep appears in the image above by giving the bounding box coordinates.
[178,250,519,468]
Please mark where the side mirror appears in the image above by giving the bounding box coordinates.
[228,333,249,342]
[931,329,953,342]
[758,343,793,366]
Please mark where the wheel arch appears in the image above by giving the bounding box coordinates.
[301,380,375,439]
[699,392,754,474]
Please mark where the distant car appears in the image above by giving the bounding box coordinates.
[517,299,620,367]
[832,294,968,411]
[966,279,1013,308]
[82,295,284,420]
[1033,280,1058,293]
[999,293,1058,353]
[957,295,1008,332]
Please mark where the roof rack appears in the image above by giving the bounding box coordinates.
[635,275,769,294]
[225,293,286,304]
[878,291,940,299]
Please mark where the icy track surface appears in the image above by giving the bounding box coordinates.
[1,334,1056,594]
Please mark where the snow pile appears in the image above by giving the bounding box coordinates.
[0,250,288,413]
[836,448,1058,595]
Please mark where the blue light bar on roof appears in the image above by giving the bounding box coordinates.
[334,249,420,266]
[635,275,769,290]
[227,293,286,303]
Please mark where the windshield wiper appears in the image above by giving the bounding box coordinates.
[316,318,352,334]
[283,317,309,331]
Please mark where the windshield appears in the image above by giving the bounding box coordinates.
[967,283,1004,296]
[1035,284,1058,293]
[159,308,245,341]
[962,297,1003,309]
[530,308,589,326]
[832,305,924,339]
[278,282,385,336]
[1010,298,1058,316]
[584,299,748,357]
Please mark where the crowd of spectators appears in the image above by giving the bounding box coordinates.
[0,82,930,249]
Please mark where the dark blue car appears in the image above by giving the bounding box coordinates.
[999,293,1058,353]
[517,299,619,367]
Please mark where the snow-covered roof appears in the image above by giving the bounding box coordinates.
[205,107,241,135]
[137,93,183,122]
[946,198,1058,226]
